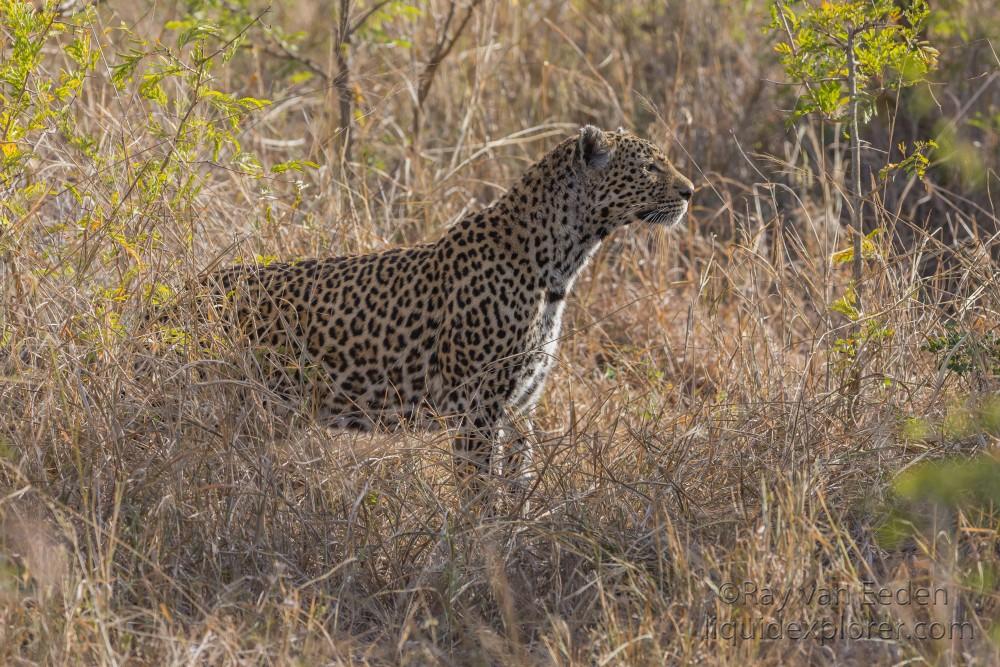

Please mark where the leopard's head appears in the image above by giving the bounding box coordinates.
[573,125,693,231]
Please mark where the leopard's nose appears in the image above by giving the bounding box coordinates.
[675,174,694,201]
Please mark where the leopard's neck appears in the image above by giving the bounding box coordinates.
[483,142,609,299]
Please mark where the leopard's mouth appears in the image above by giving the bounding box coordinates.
[635,202,687,225]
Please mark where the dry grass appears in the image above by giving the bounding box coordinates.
[1,0,999,664]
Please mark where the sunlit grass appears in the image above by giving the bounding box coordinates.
[1,0,998,664]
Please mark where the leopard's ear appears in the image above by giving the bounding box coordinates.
[578,125,612,170]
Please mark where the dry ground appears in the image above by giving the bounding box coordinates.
[1,1,999,664]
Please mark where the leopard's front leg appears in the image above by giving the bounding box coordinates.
[451,402,502,502]
[498,414,535,489]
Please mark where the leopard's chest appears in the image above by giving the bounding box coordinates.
[508,297,566,411]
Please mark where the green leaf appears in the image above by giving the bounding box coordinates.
[138,73,167,105]
[271,159,319,174]
[111,49,146,89]
[830,285,860,320]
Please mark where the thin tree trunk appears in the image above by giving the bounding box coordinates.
[334,0,353,165]
[847,30,863,288]
[846,28,863,412]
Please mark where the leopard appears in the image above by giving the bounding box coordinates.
[204,126,693,495]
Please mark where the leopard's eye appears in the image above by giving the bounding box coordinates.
[648,162,666,174]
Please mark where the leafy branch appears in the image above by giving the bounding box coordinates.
[768,0,938,413]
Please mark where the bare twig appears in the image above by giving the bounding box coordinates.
[412,0,484,138]
[259,43,329,81]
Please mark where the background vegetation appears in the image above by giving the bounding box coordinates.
[1,0,999,664]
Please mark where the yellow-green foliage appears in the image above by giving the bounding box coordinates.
[769,0,937,121]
